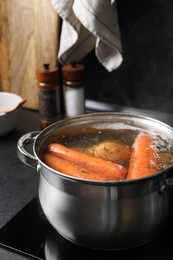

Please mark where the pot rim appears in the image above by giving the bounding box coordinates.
[39,157,171,186]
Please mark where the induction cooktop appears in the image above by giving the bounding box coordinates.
[1,103,173,259]
[0,193,173,260]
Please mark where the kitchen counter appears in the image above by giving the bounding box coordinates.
[1,103,173,259]
[0,108,40,259]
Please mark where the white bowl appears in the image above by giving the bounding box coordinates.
[0,92,24,136]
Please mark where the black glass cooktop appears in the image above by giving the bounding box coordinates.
[0,193,173,260]
[1,104,173,259]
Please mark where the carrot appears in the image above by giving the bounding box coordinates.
[47,143,127,181]
[126,133,160,180]
[43,153,118,181]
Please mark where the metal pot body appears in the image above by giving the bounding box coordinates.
[17,112,173,249]
[38,164,170,249]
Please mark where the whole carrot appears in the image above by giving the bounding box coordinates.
[47,143,127,181]
[43,153,118,181]
[126,133,160,180]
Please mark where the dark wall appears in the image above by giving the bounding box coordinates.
[84,0,173,113]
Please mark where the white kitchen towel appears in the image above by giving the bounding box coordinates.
[52,0,123,72]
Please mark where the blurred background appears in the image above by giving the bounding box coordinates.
[1,0,173,113]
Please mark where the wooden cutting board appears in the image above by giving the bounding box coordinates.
[0,0,60,109]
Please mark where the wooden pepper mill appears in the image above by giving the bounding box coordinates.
[36,63,61,129]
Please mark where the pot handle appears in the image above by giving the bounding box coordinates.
[17,131,40,169]
[166,178,173,189]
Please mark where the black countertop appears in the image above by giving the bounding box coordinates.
[1,102,173,259]
[0,108,40,259]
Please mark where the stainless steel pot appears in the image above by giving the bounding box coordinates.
[17,112,173,250]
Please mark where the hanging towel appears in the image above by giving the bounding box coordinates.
[51,0,123,72]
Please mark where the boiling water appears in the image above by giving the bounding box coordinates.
[47,126,173,172]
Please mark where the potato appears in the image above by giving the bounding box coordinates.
[87,140,131,164]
